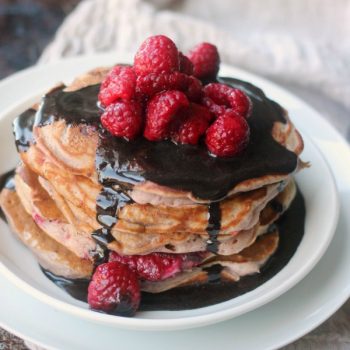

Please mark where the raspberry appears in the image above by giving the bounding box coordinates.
[109,251,204,281]
[205,111,250,157]
[202,96,227,118]
[98,65,136,106]
[144,90,189,141]
[229,88,252,117]
[87,261,140,316]
[101,100,143,140]
[134,35,179,75]
[203,83,251,118]
[187,43,220,80]
[179,51,193,75]
[185,76,203,102]
[136,72,188,98]
[137,73,202,103]
[171,103,210,145]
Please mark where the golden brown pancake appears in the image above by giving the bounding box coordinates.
[0,67,305,297]
[141,231,279,293]
[0,189,93,279]
[12,163,295,257]
[0,186,278,292]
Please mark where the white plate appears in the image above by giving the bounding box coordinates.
[0,54,340,334]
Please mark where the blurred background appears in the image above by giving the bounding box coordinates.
[0,0,349,349]
[0,0,79,78]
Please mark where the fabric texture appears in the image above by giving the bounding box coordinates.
[40,0,350,136]
[25,0,350,348]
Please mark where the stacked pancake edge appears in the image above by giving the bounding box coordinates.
[0,68,305,293]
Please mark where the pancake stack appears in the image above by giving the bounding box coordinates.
[0,66,305,307]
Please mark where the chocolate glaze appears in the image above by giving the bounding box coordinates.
[92,77,297,201]
[92,131,134,263]
[270,199,284,214]
[41,267,89,302]
[0,169,16,222]
[30,77,297,202]
[0,169,15,192]
[13,108,36,152]
[206,202,221,253]
[89,242,109,266]
[38,189,305,311]
[204,264,224,283]
[35,84,101,126]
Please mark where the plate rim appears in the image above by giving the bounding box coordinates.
[0,54,340,331]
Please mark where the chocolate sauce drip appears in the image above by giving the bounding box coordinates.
[91,187,133,263]
[206,202,221,253]
[92,185,132,251]
[96,187,132,227]
[41,267,89,302]
[205,264,224,283]
[89,242,110,266]
[13,108,36,152]
[0,169,16,222]
[92,228,115,245]
[270,200,284,213]
[0,169,15,191]
[41,189,305,311]
[91,130,134,263]
[35,84,101,126]
[95,129,144,186]
[28,76,298,201]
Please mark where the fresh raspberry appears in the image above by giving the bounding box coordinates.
[203,83,251,118]
[134,35,179,75]
[87,261,140,316]
[187,43,220,80]
[179,51,193,75]
[137,73,202,102]
[205,111,250,157]
[109,251,204,281]
[202,95,227,118]
[185,76,203,102]
[101,100,143,140]
[136,72,188,98]
[98,65,136,106]
[144,90,189,141]
[171,103,210,145]
[229,88,252,117]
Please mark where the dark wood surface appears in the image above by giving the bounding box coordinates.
[0,1,80,347]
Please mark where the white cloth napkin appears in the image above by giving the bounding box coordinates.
[26,0,350,348]
[40,0,350,137]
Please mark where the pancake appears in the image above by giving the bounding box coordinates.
[141,231,279,293]
[12,162,295,258]
[0,188,93,279]
[109,180,296,255]
[6,166,295,278]
[0,186,278,292]
[0,62,306,315]
[20,140,286,239]
[14,164,96,259]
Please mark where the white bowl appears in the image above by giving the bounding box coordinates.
[0,55,339,331]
